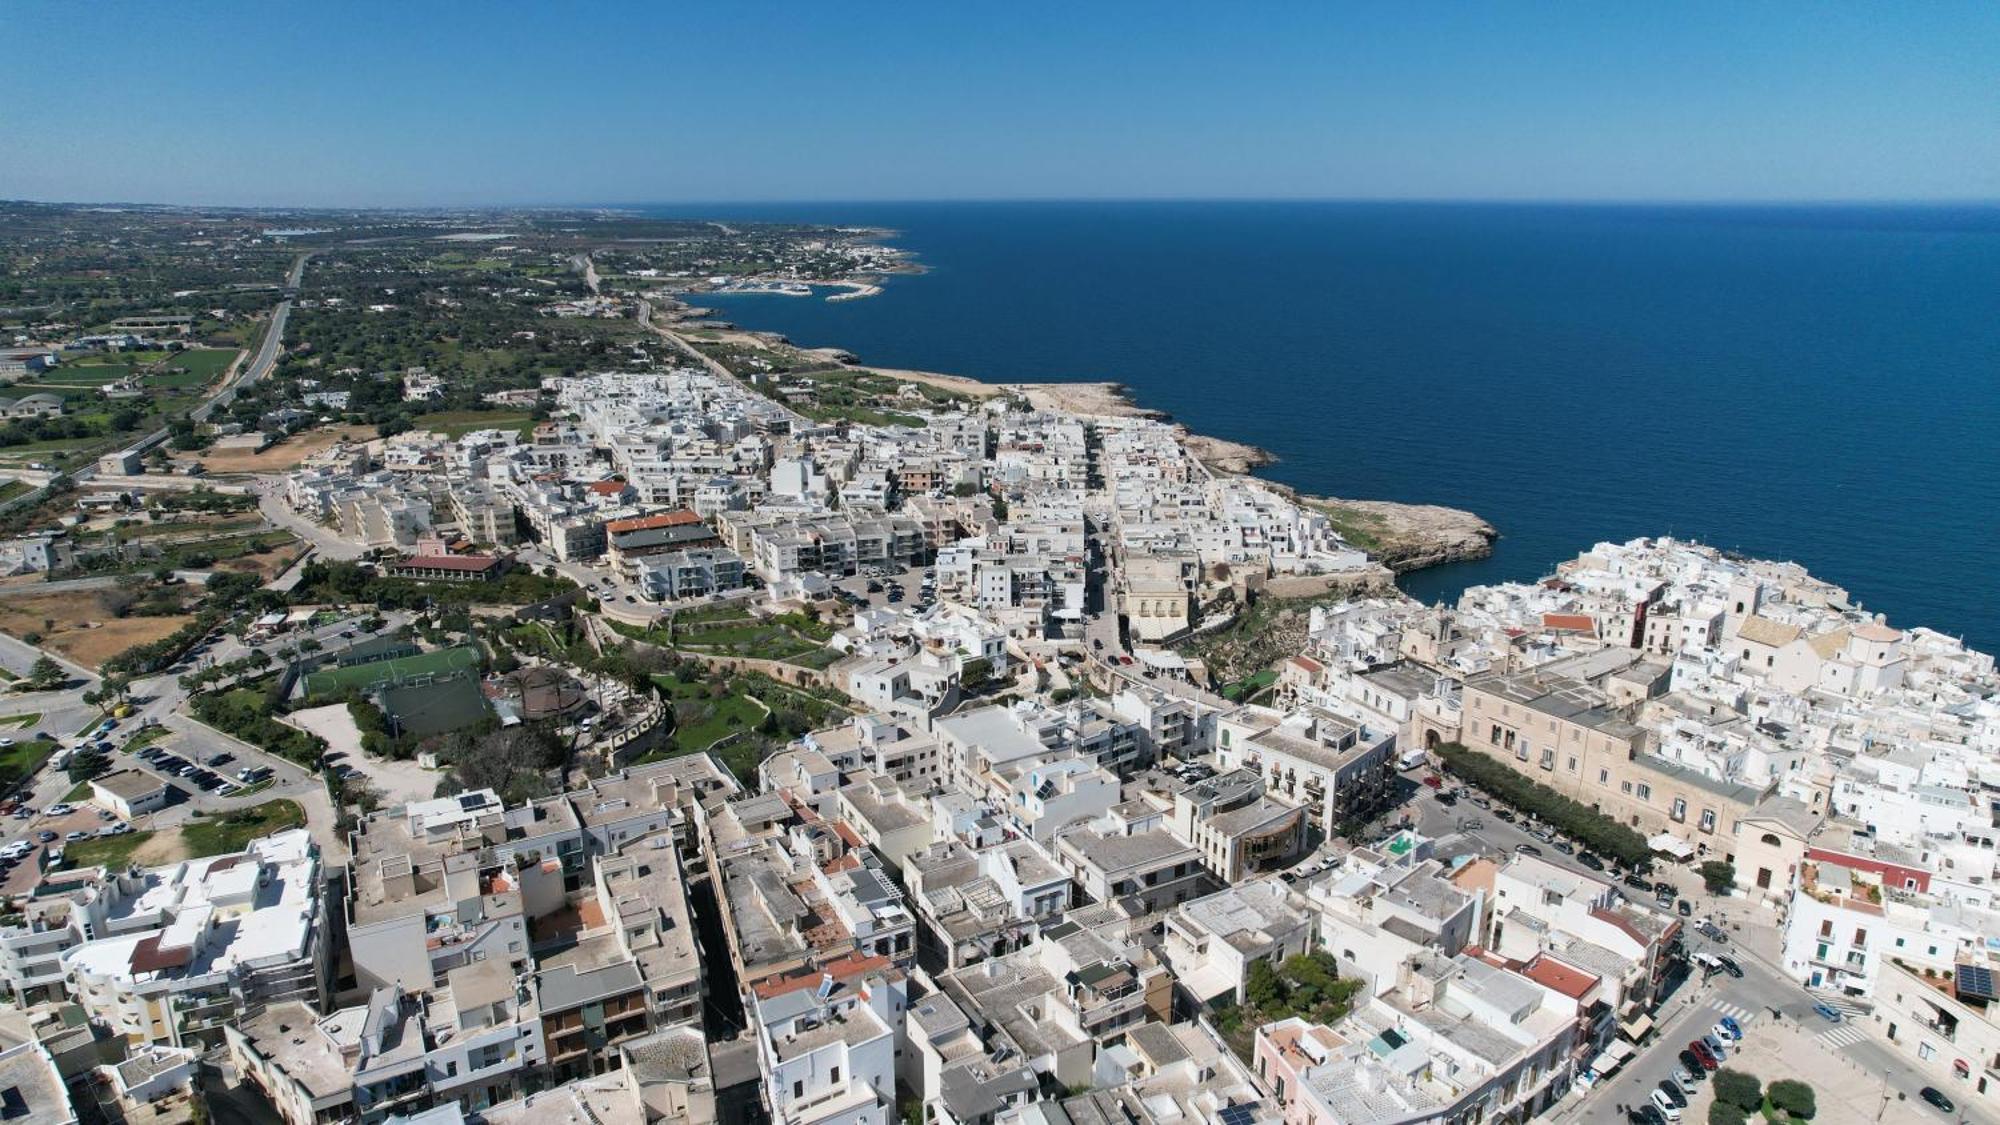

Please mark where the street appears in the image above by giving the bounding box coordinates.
[1399,777,1996,1124]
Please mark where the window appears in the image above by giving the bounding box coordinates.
[1621,781,1633,794]
[1635,783,1652,801]
[1817,943,1831,960]
[830,1066,841,1085]
[1761,833,1782,846]
[1599,768,1610,784]
[1700,809,1717,833]
[1567,756,1578,772]
[1854,928,1868,945]
[1670,798,1688,822]
[793,1081,804,1099]
[1819,919,1833,937]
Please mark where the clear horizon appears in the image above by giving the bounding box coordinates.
[3,2,1996,208]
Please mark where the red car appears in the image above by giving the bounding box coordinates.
[1422,775,1443,789]
[1688,1040,1718,1071]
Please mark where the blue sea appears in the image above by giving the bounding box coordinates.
[641,201,2000,655]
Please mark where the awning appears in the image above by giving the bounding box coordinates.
[1649,832,1696,860]
[1587,1041,1636,1076]
[1619,1014,1655,1041]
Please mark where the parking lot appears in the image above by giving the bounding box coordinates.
[829,563,934,613]
[0,802,137,894]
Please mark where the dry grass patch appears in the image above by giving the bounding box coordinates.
[0,590,193,670]
[194,424,375,474]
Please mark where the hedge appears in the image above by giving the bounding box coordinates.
[1433,742,1652,867]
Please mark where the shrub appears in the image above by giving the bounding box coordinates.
[1712,1069,1762,1112]
[1765,1079,1815,1119]
[1706,1101,1746,1125]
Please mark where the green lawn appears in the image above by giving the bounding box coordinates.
[37,368,132,386]
[0,481,31,505]
[0,739,56,792]
[142,349,238,388]
[409,410,535,439]
[181,800,305,857]
[0,713,40,729]
[61,831,154,869]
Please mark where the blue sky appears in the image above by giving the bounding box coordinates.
[2,2,1994,207]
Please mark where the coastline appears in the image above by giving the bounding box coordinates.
[651,296,1497,579]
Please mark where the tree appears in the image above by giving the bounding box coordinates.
[26,656,63,691]
[1244,958,1284,1010]
[1764,1079,1814,1119]
[67,750,109,784]
[1712,1069,1762,1112]
[1700,860,1736,894]
[1706,1102,1746,1125]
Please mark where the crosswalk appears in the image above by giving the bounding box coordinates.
[1818,1023,1869,1049]
[1708,1000,1759,1027]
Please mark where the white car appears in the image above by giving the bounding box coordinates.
[1712,1021,1740,1044]
[45,803,72,816]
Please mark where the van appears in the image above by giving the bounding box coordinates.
[1692,951,1723,973]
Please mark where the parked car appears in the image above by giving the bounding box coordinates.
[1718,1015,1743,1040]
[1920,1087,1955,1113]
[62,831,87,842]
[1715,956,1744,979]
[45,804,72,816]
[1493,808,1516,823]
[1701,1034,1728,1061]
[1577,851,1604,870]
[1671,1066,1699,1095]
[1813,1002,1844,1023]
[1514,843,1543,857]
[1677,900,1693,916]
[1676,1050,1706,1077]
[1656,1079,1688,1108]
[1654,880,1676,897]
[34,831,54,843]
[1688,1040,1718,1070]
[1530,828,1554,843]
[1648,1089,1682,1121]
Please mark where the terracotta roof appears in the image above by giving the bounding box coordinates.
[1542,613,1596,634]
[393,554,501,572]
[750,952,896,1000]
[129,934,193,974]
[606,509,701,534]
[1519,953,1600,999]
[586,480,630,495]
[1288,655,1324,674]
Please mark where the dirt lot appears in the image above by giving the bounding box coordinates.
[0,591,193,670]
[194,424,375,475]
[210,538,306,580]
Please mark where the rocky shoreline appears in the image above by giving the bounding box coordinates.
[665,303,1496,578]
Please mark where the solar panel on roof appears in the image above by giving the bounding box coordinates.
[1218,1106,1256,1125]
[1956,964,1998,1000]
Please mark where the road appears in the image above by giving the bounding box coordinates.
[253,478,364,561]
[1401,777,1994,1124]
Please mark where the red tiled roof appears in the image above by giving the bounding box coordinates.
[1542,613,1596,633]
[394,554,501,572]
[606,509,700,534]
[129,934,193,974]
[1520,953,1600,999]
[750,952,896,1000]
[587,480,630,495]
[1289,655,1324,674]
